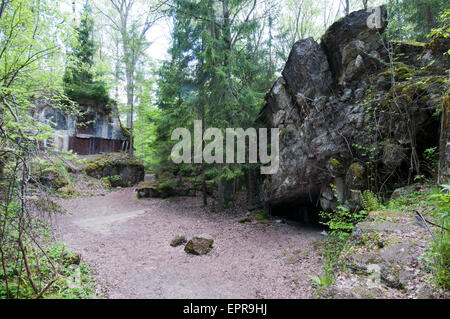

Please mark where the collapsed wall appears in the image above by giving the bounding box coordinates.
[257,7,449,216]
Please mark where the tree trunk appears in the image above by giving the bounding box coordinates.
[125,66,134,155]
[268,14,273,77]
[247,168,258,205]
[426,4,433,33]
[362,0,368,10]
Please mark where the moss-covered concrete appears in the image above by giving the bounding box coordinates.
[83,152,145,187]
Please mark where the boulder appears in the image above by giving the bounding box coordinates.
[135,177,196,199]
[83,153,144,187]
[345,162,366,190]
[184,234,214,255]
[40,167,69,189]
[321,7,387,86]
[282,38,332,99]
[170,234,187,247]
[257,7,447,215]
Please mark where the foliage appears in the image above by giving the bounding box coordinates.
[428,184,450,289]
[0,226,97,299]
[386,0,449,41]
[315,187,380,287]
[387,183,449,290]
[63,1,110,105]
[319,185,369,238]
[148,0,278,207]
[0,0,98,299]
[360,189,384,212]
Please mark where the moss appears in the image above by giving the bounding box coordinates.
[136,180,156,189]
[57,185,76,197]
[328,157,342,169]
[346,162,365,190]
[392,76,446,96]
[40,167,69,189]
[254,210,268,221]
[120,124,130,138]
[83,153,143,175]
[374,62,414,83]
[359,233,381,249]
[393,62,414,81]
[391,39,426,47]
[100,177,112,187]
[238,216,252,223]
[443,90,450,120]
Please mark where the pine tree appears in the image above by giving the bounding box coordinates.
[63,1,109,106]
[387,0,448,41]
[152,0,277,209]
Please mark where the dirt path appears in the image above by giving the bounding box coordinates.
[52,188,324,299]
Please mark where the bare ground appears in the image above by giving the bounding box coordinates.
[52,188,324,299]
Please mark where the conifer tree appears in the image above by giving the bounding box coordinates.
[63,1,109,106]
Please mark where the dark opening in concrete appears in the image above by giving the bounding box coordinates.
[268,195,324,227]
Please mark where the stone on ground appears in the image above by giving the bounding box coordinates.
[184,234,214,255]
[170,234,187,247]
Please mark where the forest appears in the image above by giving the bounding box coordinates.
[0,0,449,300]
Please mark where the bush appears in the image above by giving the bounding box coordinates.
[429,184,450,289]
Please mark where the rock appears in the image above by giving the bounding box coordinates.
[257,7,447,218]
[135,176,196,199]
[69,254,82,265]
[321,7,387,86]
[323,210,434,297]
[281,38,332,99]
[184,234,214,255]
[238,217,252,223]
[439,90,450,184]
[83,153,144,187]
[345,162,366,190]
[391,40,426,67]
[135,181,164,198]
[40,167,69,189]
[421,33,450,76]
[170,234,187,247]
[340,88,353,102]
[354,88,365,100]
[382,142,405,169]
[390,184,420,200]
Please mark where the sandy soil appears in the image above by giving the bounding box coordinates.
[52,188,324,299]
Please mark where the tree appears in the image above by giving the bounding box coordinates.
[97,0,165,155]
[0,0,78,298]
[63,1,110,106]
[386,0,448,41]
[152,0,278,209]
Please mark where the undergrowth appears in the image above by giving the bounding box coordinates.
[0,201,98,299]
[314,182,449,291]
[313,187,383,288]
